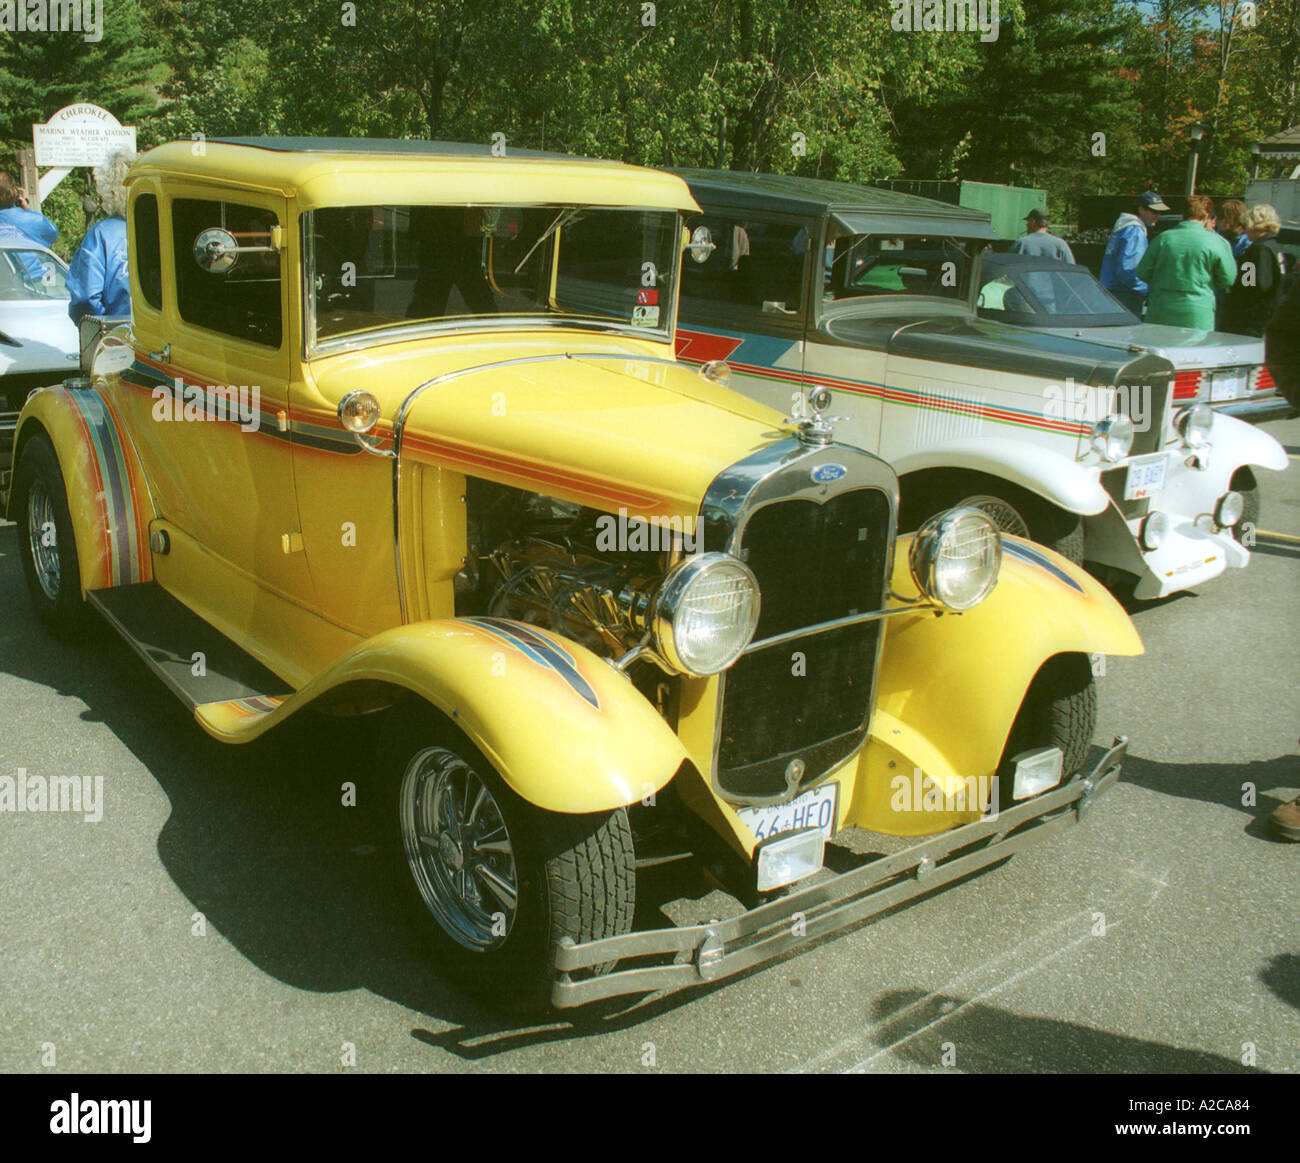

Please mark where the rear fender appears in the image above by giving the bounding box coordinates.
[194,617,689,815]
[6,384,154,593]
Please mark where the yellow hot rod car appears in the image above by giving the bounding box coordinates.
[3,139,1140,1010]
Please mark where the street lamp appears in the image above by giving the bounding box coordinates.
[1185,121,1206,196]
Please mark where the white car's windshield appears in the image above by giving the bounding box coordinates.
[306,204,681,348]
[0,248,69,301]
[826,234,977,301]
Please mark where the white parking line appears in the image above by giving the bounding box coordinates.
[790,868,1168,1074]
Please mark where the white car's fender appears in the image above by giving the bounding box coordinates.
[1207,410,1288,473]
[893,436,1111,516]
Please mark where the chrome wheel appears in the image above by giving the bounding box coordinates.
[399,747,519,951]
[26,478,60,601]
[955,494,1031,539]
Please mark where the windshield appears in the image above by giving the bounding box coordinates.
[305,205,681,348]
[824,234,978,302]
[981,268,1129,318]
[0,248,69,301]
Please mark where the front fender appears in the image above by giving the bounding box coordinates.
[193,617,688,815]
[847,534,1142,835]
[1208,410,1288,473]
[6,384,154,593]
[895,436,1110,515]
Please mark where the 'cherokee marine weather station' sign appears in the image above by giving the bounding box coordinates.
[33,103,136,168]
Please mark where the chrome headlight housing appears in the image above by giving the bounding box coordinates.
[1140,511,1169,550]
[909,508,1002,611]
[338,389,381,433]
[1176,404,1213,449]
[651,552,761,676]
[1215,491,1244,528]
[1090,414,1134,462]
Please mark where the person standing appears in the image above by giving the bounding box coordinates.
[67,151,135,324]
[1099,191,1169,315]
[1135,194,1236,332]
[1220,204,1288,337]
[1264,263,1300,413]
[0,171,58,249]
[1219,199,1250,259]
[1009,209,1075,262]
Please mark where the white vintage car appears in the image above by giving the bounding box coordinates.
[0,232,80,462]
[673,171,1288,599]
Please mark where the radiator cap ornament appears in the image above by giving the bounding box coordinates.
[795,386,843,446]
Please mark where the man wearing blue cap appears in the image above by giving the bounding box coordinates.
[1099,191,1169,316]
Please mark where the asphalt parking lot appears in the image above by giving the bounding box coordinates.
[1,418,1296,1075]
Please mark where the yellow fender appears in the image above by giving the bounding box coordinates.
[848,534,1143,835]
[193,617,689,815]
[6,384,155,593]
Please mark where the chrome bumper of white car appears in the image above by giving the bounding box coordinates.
[551,737,1128,1009]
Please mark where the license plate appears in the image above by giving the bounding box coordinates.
[736,782,839,844]
[1210,370,1247,401]
[1124,453,1167,500]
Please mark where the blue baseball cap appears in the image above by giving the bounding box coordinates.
[1137,191,1171,212]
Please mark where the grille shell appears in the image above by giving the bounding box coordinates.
[715,487,892,801]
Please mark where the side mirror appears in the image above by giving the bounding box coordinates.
[193,226,280,273]
[686,225,716,264]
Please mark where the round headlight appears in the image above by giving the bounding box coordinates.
[1090,414,1134,462]
[909,508,1002,611]
[339,390,381,434]
[1215,491,1244,528]
[1177,404,1213,449]
[1141,511,1169,550]
[651,552,760,676]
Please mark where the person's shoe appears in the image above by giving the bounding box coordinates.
[1270,795,1300,842]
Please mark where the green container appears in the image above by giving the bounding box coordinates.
[958,181,1048,241]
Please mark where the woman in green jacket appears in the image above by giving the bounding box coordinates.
[1135,195,1237,332]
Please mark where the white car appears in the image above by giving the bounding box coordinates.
[0,234,80,464]
[673,170,1288,600]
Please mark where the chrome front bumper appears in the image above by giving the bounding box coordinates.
[552,736,1129,1008]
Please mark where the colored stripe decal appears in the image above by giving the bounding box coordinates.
[675,327,1091,438]
[1003,538,1085,593]
[464,617,601,710]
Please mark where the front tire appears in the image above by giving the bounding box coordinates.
[394,728,635,1011]
[13,434,86,633]
[1231,468,1259,546]
[997,653,1097,800]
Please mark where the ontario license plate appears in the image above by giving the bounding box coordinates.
[736,782,839,844]
[1210,370,1247,401]
[1124,453,1167,500]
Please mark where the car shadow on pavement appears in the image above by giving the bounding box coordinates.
[860,988,1265,1073]
[1260,954,1300,1012]
[1,520,1293,1064]
[1118,751,1300,836]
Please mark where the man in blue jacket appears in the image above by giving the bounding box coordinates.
[1100,190,1169,316]
[67,151,134,324]
[0,171,58,248]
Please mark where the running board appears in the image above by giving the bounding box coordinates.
[87,582,292,711]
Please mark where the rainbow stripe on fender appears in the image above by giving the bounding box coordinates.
[57,384,153,588]
[463,616,602,710]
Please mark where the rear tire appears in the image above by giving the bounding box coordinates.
[997,653,1097,802]
[390,716,636,1012]
[12,433,87,634]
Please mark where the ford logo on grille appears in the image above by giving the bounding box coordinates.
[811,463,847,484]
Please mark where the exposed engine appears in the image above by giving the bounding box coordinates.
[455,478,682,663]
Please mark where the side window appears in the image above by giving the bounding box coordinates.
[681,214,809,320]
[133,194,162,309]
[173,198,281,347]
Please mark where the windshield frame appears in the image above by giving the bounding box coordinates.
[300,203,684,362]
